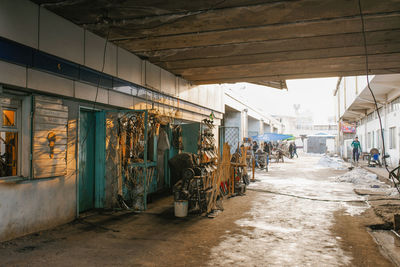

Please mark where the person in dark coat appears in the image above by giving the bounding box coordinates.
[263,142,270,165]
[288,143,294,159]
[252,141,259,167]
[252,141,259,153]
[263,142,270,154]
[293,143,298,158]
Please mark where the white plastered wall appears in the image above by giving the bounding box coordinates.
[0,0,225,242]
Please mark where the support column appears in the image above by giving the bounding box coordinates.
[259,119,264,135]
[365,113,368,151]
[384,102,388,152]
[241,109,248,140]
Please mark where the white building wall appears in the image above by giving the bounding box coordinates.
[385,108,400,166]
[355,105,400,167]
[264,123,271,133]
[0,0,225,242]
[248,117,260,137]
[241,109,249,139]
[0,0,223,115]
[345,77,357,109]
[339,81,346,118]
[0,1,39,48]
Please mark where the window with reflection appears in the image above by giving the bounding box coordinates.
[3,109,15,126]
[0,132,17,176]
[0,98,20,177]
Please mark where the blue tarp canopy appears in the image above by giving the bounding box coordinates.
[251,133,293,142]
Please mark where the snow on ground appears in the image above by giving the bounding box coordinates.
[208,156,355,266]
[209,154,398,266]
[315,155,399,197]
[335,167,400,197]
[316,155,346,170]
[335,168,378,185]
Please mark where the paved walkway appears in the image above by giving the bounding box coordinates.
[0,155,395,266]
[358,159,395,185]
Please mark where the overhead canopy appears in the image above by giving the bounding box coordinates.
[340,74,400,121]
[33,0,400,86]
[285,135,296,141]
[252,133,293,142]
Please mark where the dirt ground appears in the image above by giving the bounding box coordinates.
[0,155,397,266]
[0,193,255,266]
[332,209,393,267]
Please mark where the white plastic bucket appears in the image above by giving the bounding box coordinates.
[174,200,188,217]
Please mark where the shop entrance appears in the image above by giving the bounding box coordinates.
[78,109,96,213]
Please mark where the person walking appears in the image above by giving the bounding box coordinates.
[351,136,362,163]
[252,141,259,167]
[263,142,270,166]
[252,141,259,153]
[288,143,294,159]
[293,143,298,158]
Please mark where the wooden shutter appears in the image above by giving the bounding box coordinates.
[33,96,68,178]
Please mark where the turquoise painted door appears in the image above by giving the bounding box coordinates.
[79,110,96,212]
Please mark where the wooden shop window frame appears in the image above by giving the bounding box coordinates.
[0,97,21,179]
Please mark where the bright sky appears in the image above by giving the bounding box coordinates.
[228,77,339,124]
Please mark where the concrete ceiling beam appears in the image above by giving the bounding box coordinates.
[176,53,400,80]
[30,0,400,85]
[159,43,400,70]
[351,108,369,113]
[33,0,299,25]
[142,29,400,63]
[36,0,400,38]
[88,0,400,41]
[114,13,400,52]
[189,68,400,84]
[347,110,366,115]
[357,96,386,105]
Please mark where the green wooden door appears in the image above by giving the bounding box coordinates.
[79,110,96,212]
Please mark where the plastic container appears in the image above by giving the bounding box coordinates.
[174,200,188,217]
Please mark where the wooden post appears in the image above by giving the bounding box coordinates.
[394,214,400,232]
[251,157,255,182]
[230,167,234,196]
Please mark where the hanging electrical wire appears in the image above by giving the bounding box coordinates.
[80,26,111,147]
[357,0,400,194]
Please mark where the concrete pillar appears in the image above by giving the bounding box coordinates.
[241,109,248,140]
[248,116,259,137]
[264,123,271,133]
[259,119,264,135]
[384,102,388,152]
[365,115,368,151]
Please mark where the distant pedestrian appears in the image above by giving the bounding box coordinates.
[263,142,270,165]
[268,142,273,153]
[288,143,294,159]
[263,142,270,154]
[293,143,298,158]
[351,136,362,163]
[252,141,259,153]
[252,141,259,167]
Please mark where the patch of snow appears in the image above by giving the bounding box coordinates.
[387,187,400,197]
[340,202,370,216]
[316,155,346,170]
[335,167,400,198]
[335,168,378,185]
